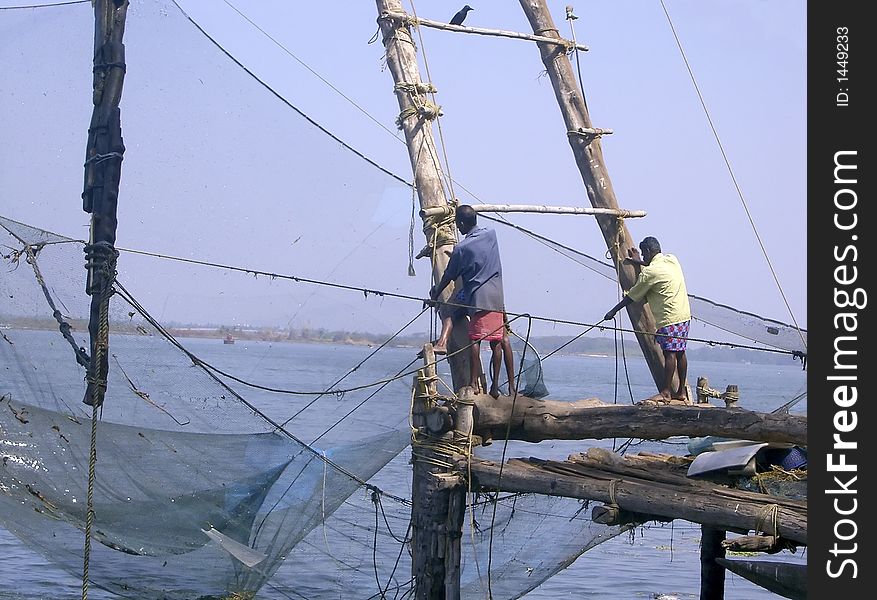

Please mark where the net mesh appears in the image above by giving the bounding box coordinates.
[0,1,624,597]
[0,1,799,598]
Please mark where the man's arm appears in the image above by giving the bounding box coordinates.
[624,246,647,267]
[430,271,454,301]
[430,251,460,301]
[604,295,635,321]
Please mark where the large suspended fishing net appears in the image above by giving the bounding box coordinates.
[0,1,627,598]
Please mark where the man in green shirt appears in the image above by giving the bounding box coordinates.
[604,236,691,402]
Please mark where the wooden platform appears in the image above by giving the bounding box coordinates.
[465,448,807,545]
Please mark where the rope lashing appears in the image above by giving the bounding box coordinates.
[755,503,780,538]
[607,478,621,507]
[84,151,124,166]
[92,61,126,73]
[394,81,437,95]
[567,127,614,142]
[83,241,119,408]
[606,216,626,262]
[395,101,442,129]
[416,204,457,259]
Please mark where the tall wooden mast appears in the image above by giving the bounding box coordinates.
[518,0,670,392]
[374,1,469,597]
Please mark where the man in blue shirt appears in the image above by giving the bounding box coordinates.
[430,205,515,398]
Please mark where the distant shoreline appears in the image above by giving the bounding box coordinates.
[1,317,802,366]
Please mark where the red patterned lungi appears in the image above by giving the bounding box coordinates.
[468,311,504,341]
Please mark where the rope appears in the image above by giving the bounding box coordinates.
[81,242,117,600]
[79,400,98,600]
[168,0,410,188]
[659,0,806,351]
[4,239,90,367]
[485,314,533,597]
[755,503,780,538]
[219,0,404,146]
[407,0,458,205]
[0,0,88,8]
[112,282,411,506]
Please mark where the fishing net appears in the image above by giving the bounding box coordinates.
[515,238,807,356]
[0,1,626,598]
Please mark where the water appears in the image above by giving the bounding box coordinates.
[0,337,807,599]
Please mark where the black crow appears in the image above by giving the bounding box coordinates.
[450,5,473,26]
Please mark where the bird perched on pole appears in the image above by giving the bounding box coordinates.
[450,5,473,26]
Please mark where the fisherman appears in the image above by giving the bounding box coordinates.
[603,236,691,402]
[430,205,515,398]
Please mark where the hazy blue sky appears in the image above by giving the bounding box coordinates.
[1,0,805,345]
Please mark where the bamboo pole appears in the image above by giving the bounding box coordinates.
[375,1,470,392]
[382,10,588,51]
[518,0,669,391]
[375,3,469,597]
[420,204,646,219]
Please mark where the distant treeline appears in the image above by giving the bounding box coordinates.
[2,316,801,366]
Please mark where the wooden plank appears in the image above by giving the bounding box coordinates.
[467,456,807,545]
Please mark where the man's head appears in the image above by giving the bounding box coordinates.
[639,236,661,264]
[456,205,477,234]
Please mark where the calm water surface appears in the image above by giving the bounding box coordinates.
[0,337,807,599]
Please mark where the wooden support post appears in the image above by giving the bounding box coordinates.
[81,0,129,408]
[375,0,469,392]
[518,0,670,392]
[376,2,477,592]
[701,526,727,600]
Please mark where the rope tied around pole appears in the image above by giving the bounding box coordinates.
[607,478,622,507]
[83,241,119,407]
[416,202,457,260]
[755,503,780,538]
[83,151,124,165]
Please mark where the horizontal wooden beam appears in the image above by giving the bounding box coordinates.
[467,456,807,545]
[420,204,645,219]
[470,395,807,446]
[381,11,588,51]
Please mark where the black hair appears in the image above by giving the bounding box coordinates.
[640,236,661,255]
[456,205,477,230]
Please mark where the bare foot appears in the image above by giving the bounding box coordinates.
[641,393,670,405]
[488,386,501,399]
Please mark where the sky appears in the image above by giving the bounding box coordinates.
[0,0,806,346]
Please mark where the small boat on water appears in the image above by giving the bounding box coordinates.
[223,334,235,344]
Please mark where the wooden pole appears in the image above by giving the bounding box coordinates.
[82,0,128,408]
[420,204,646,218]
[701,527,727,600]
[375,0,469,392]
[469,394,807,446]
[518,0,670,392]
[375,3,470,597]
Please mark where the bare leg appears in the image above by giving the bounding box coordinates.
[433,315,452,353]
[660,351,676,399]
[469,341,483,392]
[501,335,516,396]
[488,340,502,398]
[673,351,688,399]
